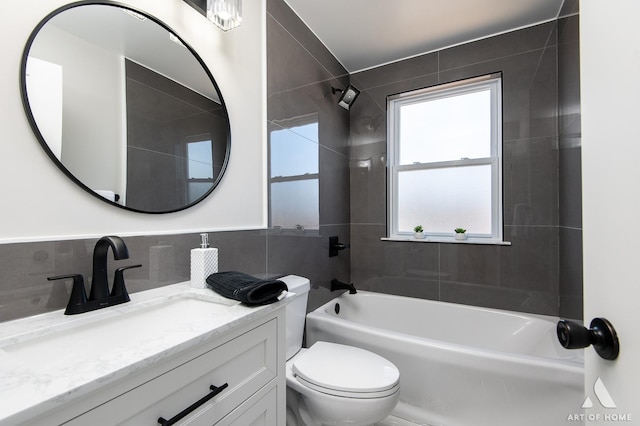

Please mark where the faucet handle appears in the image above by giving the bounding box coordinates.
[110,264,142,302]
[48,274,88,315]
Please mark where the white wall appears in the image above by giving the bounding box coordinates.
[0,0,266,243]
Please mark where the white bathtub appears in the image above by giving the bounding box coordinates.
[305,291,584,426]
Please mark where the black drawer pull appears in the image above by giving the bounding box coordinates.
[158,383,228,426]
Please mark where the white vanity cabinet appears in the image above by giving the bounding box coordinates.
[18,306,286,426]
[66,318,281,425]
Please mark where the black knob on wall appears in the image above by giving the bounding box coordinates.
[329,236,350,257]
[557,317,620,360]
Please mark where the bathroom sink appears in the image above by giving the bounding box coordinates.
[0,293,235,372]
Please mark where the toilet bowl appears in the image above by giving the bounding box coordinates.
[280,275,400,426]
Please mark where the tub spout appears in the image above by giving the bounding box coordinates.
[330,279,356,294]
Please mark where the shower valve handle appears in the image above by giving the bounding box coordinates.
[556,317,619,360]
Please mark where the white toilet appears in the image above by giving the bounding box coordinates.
[281,275,400,426]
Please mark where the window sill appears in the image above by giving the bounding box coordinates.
[381,236,511,246]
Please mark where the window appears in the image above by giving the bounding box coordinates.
[269,114,319,231]
[185,137,215,204]
[387,74,503,242]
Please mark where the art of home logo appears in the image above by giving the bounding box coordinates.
[566,377,632,423]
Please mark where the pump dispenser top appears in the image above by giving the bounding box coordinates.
[190,233,218,288]
[200,233,209,248]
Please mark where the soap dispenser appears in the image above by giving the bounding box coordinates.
[190,233,218,289]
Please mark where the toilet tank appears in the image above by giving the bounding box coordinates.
[279,275,310,360]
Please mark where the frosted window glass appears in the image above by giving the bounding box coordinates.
[270,123,318,178]
[187,140,213,179]
[397,165,492,234]
[271,180,319,229]
[399,90,491,164]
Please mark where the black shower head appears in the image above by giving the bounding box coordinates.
[332,85,360,110]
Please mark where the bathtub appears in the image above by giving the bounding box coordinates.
[305,291,584,426]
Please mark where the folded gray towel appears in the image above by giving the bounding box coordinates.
[206,271,288,305]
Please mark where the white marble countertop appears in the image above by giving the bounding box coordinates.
[0,280,293,425]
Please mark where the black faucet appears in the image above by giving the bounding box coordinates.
[330,279,357,294]
[48,236,141,315]
[89,236,130,301]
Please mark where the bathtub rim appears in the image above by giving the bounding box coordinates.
[306,290,584,372]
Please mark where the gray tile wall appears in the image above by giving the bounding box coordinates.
[266,0,351,311]
[0,0,351,323]
[349,11,582,317]
[558,4,583,320]
[0,1,581,323]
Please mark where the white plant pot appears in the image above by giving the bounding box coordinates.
[454,233,467,240]
[414,231,425,239]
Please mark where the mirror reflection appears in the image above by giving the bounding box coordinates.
[22,2,230,213]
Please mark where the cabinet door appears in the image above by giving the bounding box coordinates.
[65,319,277,425]
[214,385,278,426]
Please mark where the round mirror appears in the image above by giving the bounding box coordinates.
[20,1,231,213]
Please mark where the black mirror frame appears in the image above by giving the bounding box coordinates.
[19,0,231,214]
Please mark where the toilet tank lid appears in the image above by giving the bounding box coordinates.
[279,275,310,293]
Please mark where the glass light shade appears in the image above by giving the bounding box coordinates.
[207,0,242,31]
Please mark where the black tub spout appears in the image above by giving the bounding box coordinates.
[331,279,357,294]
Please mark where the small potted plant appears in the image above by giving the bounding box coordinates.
[414,225,425,239]
[454,228,467,240]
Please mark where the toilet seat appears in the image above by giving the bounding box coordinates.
[292,342,399,399]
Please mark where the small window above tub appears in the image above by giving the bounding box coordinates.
[386,73,507,245]
[269,114,319,232]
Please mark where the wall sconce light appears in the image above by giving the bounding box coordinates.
[332,85,360,110]
[207,0,242,31]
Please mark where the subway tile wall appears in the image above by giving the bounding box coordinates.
[349,4,582,318]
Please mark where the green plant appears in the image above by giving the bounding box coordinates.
[414,225,424,233]
[454,228,466,234]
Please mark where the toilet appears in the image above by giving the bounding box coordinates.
[281,275,400,426]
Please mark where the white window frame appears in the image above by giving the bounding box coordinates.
[386,73,505,244]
